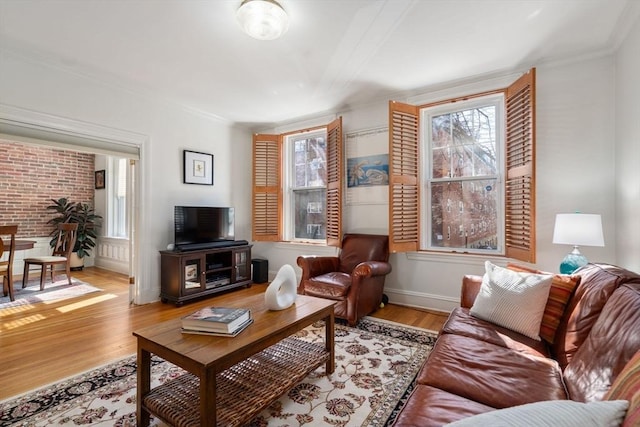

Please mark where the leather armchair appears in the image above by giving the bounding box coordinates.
[297,233,392,325]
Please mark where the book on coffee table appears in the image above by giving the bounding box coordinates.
[181,306,251,333]
[181,318,254,337]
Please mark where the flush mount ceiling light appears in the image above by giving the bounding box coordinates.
[236,0,289,41]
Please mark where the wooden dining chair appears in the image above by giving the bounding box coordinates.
[23,223,78,290]
[0,225,19,301]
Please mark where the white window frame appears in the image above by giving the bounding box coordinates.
[283,129,328,243]
[420,94,505,254]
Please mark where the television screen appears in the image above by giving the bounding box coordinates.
[174,206,235,247]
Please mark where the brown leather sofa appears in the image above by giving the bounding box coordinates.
[297,233,391,326]
[392,263,640,426]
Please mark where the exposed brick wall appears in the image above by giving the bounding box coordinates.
[0,141,95,238]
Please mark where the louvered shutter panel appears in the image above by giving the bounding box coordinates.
[388,101,420,253]
[326,117,343,247]
[505,68,536,262]
[252,134,281,242]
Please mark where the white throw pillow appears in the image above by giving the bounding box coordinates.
[470,261,552,340]
[445,399,629,427]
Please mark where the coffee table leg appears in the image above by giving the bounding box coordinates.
[325,310,335,374]
[137,345,151,427]
[201,368,217,426]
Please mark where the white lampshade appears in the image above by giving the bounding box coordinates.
[552,213,605,247]
[236,0,289,41]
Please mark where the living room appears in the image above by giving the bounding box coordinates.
[0,1,639,424]
[1,1,638,311]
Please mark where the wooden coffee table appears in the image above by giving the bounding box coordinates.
[134,293,335,427]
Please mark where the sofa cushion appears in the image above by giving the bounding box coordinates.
[553,263,640,368]
[564,282,640,402]
[416,334,567,408]
[445,400,629,427]
[392,385,495,427]
[506,263,581,344]
[606,349,640,427]
[440,307,550,358]
[470,261,552,340]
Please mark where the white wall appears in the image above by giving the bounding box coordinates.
[615,15,640,272]
[255,57,620,312]
[0,50,252,303]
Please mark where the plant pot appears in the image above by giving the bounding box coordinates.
[70,252,84,271]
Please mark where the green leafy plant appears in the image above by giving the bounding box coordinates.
[47,197,103,259]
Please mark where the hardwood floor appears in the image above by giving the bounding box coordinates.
[0,267,449,400]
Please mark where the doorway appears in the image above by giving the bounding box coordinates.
[0,106,146,303]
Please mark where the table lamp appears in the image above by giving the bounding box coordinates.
[552,213,604,274]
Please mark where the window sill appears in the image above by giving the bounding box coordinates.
[405,250,507,266]
[274,241,337,255]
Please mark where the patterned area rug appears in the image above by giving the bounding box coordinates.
[0,278,102,309]
[0,317,437,426]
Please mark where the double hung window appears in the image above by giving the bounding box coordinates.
[424,95,503,253]
[389,69,536,262]
[252,117,343,246]
[107,156,128,238]
[288,131,327,241]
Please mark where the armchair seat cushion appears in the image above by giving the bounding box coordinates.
[304,272,351,299]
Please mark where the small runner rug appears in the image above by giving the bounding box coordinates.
[0,317,437,426]
[0,278,102,310]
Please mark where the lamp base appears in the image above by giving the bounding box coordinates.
[559,247,588,274]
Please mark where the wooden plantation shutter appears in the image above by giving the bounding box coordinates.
[388,101,420,253]
[505,68,536,262]
[325,117,343,247]
[252,134,281,242]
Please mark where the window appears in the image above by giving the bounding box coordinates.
[423,95,503,254]
[389,68,536,263]
[252,117,343,246]
[107,157,128,238]
[287,131,327,241]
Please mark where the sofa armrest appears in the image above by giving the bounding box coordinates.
[461,274,483,308]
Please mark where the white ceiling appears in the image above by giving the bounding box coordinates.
[1,0,638,127]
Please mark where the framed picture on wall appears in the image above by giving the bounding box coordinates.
[345,127,389,205]
[95,169,106,189]
[183,150,214,185]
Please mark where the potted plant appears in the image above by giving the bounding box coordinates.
[47,197,103,270]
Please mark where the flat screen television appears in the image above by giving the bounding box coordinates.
[174,206,235,248]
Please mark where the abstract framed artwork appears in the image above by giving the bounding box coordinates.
[183,150,214,185]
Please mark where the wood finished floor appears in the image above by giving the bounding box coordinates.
[0,267,449,399]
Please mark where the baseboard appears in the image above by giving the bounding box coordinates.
[94,258,128,275]
[384,288,458,313]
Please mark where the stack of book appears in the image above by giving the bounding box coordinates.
[181,306,253,337]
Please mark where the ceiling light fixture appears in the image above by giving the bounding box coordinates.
[236,0,289,41]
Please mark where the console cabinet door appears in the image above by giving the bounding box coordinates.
[181,253,205,295]
[233,247,251,283]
